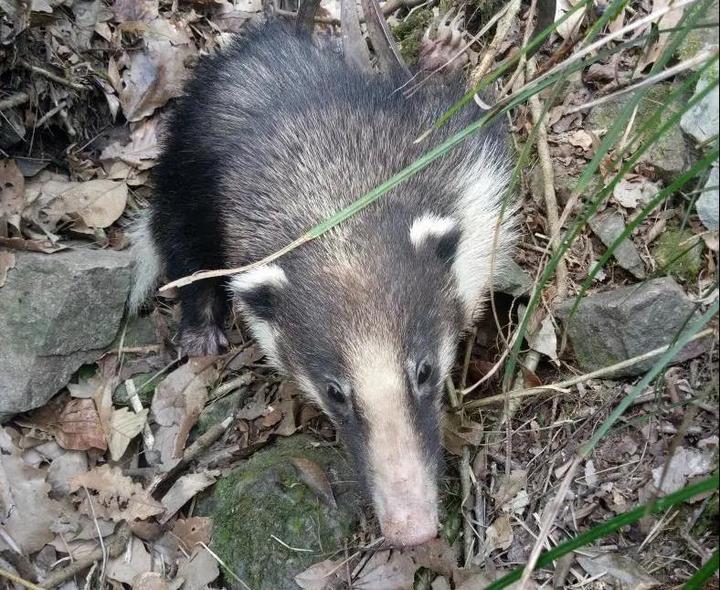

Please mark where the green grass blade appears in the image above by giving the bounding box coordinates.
[684,550,720,589]
[501,63,719,389]
[576,0,717,192]
[483,473,719,590]
[569,147,719,318]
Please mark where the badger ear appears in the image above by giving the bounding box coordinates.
[409,214,461,265]
[229,264,288,321]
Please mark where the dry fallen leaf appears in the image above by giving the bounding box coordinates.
[494,470,529,514]
[652,447,715,494]
[119,18,196,121]
[172,516,213,553]
[527,315,559,363]
[295,559,342,590]
[159,472,217,525]
[176,546,221,590]
[0,236,67,253]
[44,178,128,229]
[353,550,416,590]
[613,178,661,209]
[56,397,108,451]
[107,535,153,586]
[291,457,336,508]
[484,514,513,556]
[108,407,149,460]
[554,0,586,40]
[151,357,218,471]
[577,552,659,589]
[69,464,164,522]
[0,250,16,287]
[133,572,169,590]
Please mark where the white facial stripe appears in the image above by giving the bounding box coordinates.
[244,314,282,368]
[349,339,438,526]
[409,214,457,249]
[229,263,288,293]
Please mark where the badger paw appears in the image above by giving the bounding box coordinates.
[180,324,229,357]
[417,9,468,75]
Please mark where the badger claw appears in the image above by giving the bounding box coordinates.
[180,324,229,357]
[417,8,468,75]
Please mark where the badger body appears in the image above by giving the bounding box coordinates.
[133,21,513,546]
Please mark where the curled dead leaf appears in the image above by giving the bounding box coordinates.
[69,464,164,522]
[291,457,336,508]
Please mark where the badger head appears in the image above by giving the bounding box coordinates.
[229,212,482,546]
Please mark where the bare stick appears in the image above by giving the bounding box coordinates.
[0,92,30,111]
[42,527,130,589]
[0,567,45,590]
[468,0,522,87]
[518,455,582,589]
[18,59,88,91]
[527,56,569,300]
[464,328,715,409]
[565,49,718,115]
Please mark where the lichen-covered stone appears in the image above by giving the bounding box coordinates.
[557,277,709,377]
[0,247,132,420]
[588,210,646,279]
[197,435,362,590]
[681,60,719,145]
[652,228,704,282]
[586,84,693,181]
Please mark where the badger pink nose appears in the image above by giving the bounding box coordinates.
[381,511,438,546]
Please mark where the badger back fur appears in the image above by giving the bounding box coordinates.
[135,21,515,546]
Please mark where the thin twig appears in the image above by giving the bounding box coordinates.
[468,0,522,87]
[565,49,718,115]
[42,527,130,589]
[148,416,233,494]
[0,567,45,590]
[18,59,88,91]
[463,328,715,409]
[527,56,569,301]
[0,92,30,111]
[518,455,582,589]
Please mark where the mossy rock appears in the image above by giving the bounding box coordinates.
[393,9,433,65]
[676,0,719,64]
[652,228,704,282]
[197,435,362,590]
[586,84,694,182]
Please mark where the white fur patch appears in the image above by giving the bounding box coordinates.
[244,314,282,368]
[452,140,515,324]
[348,339,438,538]
[127,213,162,313]
[229,263,288,293]
[409,214,457,249]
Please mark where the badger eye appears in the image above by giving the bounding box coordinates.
[326,382,346,404]
[416,360,432,385]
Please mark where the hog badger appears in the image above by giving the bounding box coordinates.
[130,21,514,546]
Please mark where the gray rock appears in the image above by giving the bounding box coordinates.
[697,163,719,231]
[196,434,362,590]
[0,247,132,420]
[586,85,691,181]
[557,277,709,377]
[681,61,719,145]
[588,211,646,279]
[494,259,532,297]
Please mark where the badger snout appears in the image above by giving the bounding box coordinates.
[380,503,439,546]
[372,470,440,546]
